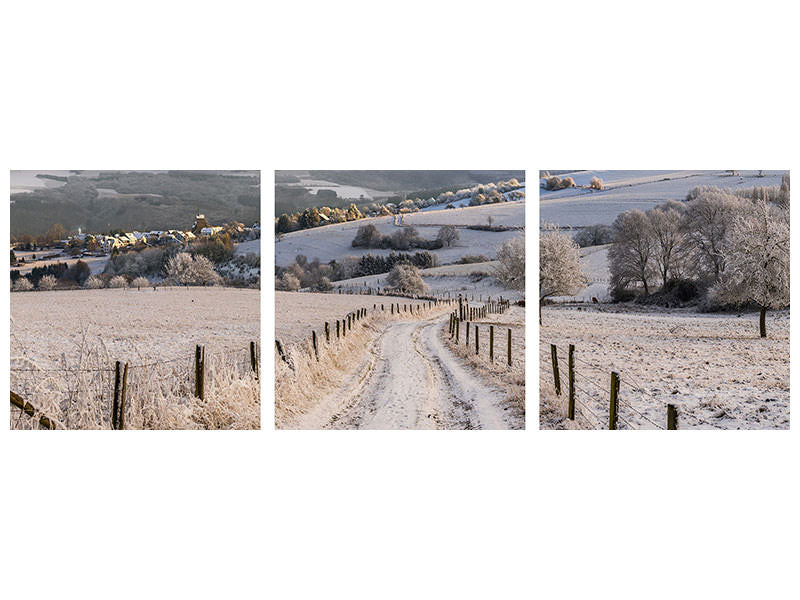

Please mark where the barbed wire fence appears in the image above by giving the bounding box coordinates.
[10,342,259,430]
[541,341,725,430]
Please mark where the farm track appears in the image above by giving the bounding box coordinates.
[309,314,513,430]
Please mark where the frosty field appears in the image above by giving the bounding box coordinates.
[540,170,786,228]
[10,287,260,430]
[539,306,790,430]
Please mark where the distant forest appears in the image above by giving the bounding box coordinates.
[10,171,260,236]
[275,170,525,217]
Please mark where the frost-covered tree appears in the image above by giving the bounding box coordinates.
[497,235,526,292]
[712,199,789,337]
[84,275,105,289]
[609,210,655,296]
[437,225,459,247]
[539,228,582,323]
[649,205,686,289]
[683,189,745,281]
[109,275,128,288]
[13,277,33,292]
[38,274,57,291]
[165,253,222,286]
[386,263,427,294]
[278,272,300,291]
[131,276,150,289]
[590,176,603,190]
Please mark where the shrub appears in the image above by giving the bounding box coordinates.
[84,276,105,289]
[13,277,33,292]
[386,264,427,294]
[109,275,128,288]
[573,224,614,247]
[38,275,57,291]
[497,236,526,291]
[590,176,603,190]
[131,276,150,289]
[165,253,222,286]
[544,175,577,191]
[278,272,300,291]
[436,225,459,247]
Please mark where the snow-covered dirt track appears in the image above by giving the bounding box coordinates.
[539,306,790,430]
[288,314,520,430]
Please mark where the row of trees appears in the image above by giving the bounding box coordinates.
[352,224,458,250]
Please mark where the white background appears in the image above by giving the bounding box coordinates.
[1,1,798,598]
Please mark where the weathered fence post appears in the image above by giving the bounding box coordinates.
[489,325,494,363]
[275,339,287,363]
[455,318,460,342]
[312,331,319,361]
[324,322,330,342]
[250,341,258,378]
[609,371,619,430]
[336,320,340,339]
[667,404,678,430]
[118,363,128,430]
[112,360,121,429]
[466,322,470,345]
[568,344,575,420]
[507,328,512,366]
[550,344,561,396]
[475,325,479,355]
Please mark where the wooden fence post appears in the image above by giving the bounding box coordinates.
[250,341,259,378]
[489,325,494,363]
[312,331,319,361]
[324,322,330,342]
[119,363,128,430]
[609,371,619,430]
[195,345,205,400]
[466,322,470,345]
[568,344,575,420]
[336,320,340,338]
[275,340,287,363]
[455,318,460,342]
[507,328,512,366]
[475,325,479,355]
[550,344,561,396]
[112,360,121,429]
[667,404,678,430]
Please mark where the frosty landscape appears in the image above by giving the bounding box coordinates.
[275,171,526,430]
[9,171,261,430]
[539,170,790,430]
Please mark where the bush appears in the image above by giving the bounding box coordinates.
[496,236,526,290]
[109,275,128,288]
[544,175,576,191]
[13,277,33,292]
[278,272,300,291]
[84,276,105,289]
[590,176,603,190]
[38,275,57,290]
[610,285,636,303]
[131,276,150,288]
[386,264,427,294]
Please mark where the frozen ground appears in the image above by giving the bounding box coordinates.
[234,239,261,255]
[12,250,108,276]
[539,305,790,430]
[333,261,525,302]
[276,201,525,267]
[540,170,788,228]
[11,287,260,368]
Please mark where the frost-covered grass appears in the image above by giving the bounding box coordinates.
[539,305,790,430]
[10,287,260,429]
[443,304,526,423]
[540,170,788,227]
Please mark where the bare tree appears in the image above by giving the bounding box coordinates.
[496,236,526,292]
[436,225,459,247]
[608,210,655,296]
[38,275,57,291]
[684,189,744,281]
[712,199,789,337]
[278,272,300,291]
[649,205,686,289]
[12,277,33,292]
[539,228,583,323]
[165,253,222,286]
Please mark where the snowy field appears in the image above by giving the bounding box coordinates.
[234,239,261,255]
[11,287,259,368]
[540,170,787,228]
[333,261,525,302]
[276,201,525,267]
[539,306,790,430]
[275,291,435,349]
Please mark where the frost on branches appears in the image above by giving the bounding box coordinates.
[495,236,525,291]
[386,263,427,294]
[165,253,223,286]
[712,199,789,337]
[539,225,585,323]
